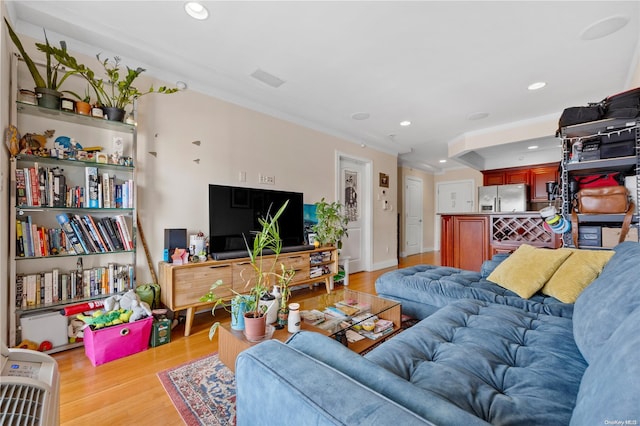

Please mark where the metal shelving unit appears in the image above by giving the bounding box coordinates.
[560,118,640,248]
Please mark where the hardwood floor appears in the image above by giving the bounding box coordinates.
[53,251,440,425]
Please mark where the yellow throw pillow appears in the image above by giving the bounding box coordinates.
[487,244,573,299]
[541,249,614,303]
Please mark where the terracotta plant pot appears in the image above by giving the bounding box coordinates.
[75,101,91,116]
[243,313,267,340]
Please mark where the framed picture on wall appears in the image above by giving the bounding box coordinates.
[379,172,389,188]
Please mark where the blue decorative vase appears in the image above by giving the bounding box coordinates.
[231,298,247,330]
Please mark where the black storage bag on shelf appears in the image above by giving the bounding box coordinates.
[600,131,636,158]
[603,87,640,119]
[556,104,603,136]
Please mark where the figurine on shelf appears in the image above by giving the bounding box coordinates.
[54,136,82,159]
[19,129,54,156]
[5,125,20,156]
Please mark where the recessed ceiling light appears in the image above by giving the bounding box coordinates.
[581,15,629,40]
[528,82,546,91]
[400,120,411,127]
[467,112,489,121]
[185,2,209,20]
[439,159,447,163]
[528,145,539,150]
[351,112,370,120]
[176,81,188,90]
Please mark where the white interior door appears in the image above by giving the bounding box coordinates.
[434,179,475,250]
[339,158,366,272]
[404,176,423,256]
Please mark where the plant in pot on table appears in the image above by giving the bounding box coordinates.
[200,200,291,341]
[5,18,77,109]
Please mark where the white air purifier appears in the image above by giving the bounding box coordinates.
[1,343,60,425]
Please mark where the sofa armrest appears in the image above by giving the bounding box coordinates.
[236,339,434,426]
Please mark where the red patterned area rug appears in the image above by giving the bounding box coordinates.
[157,353,236,426]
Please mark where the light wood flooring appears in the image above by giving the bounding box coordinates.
[52,251,440,425]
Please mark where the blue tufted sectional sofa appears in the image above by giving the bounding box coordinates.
[235,242,640,425]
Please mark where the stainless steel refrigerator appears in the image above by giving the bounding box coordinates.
[478,184,528,212]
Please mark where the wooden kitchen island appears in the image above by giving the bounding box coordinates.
[440,212,562,271]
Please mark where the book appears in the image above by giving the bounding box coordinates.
[73,214,98,252]
[85,166,99,208]
[44,271,53,304]
[114,215,133,250]
[26,274,37,306]
[56,213,86,255]
[81,215,106,252]
[15,168,27,206]
[15,274,24,308]
[102,172,111,208]
[52,168,66,207]
[15,220,24,257]
[101,217,124,250]
[29,166,40,206]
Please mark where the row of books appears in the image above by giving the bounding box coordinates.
[15,213,133,257]
[15,164,133,208]
[310,265,331,278]
[310,251,332,265]
[15,263,134,308]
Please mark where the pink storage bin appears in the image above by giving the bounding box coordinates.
[84,316,153,366]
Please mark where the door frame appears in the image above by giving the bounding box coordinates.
[336,152,373,272]
[434,179,476,251]
[403,175,424,257]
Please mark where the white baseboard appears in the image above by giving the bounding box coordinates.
[371,258,398,271]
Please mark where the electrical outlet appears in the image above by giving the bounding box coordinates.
[259,174,275,185]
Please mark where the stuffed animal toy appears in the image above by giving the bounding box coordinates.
[100,290,152,323]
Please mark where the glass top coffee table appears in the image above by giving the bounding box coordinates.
[218,288,402,372]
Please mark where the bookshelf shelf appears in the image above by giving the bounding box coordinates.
[8,55,138,350]
[16,101,136,133]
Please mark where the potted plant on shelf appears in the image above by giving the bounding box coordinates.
[38,45,178,121]
[64,85,92,115]
[5,18,76,109]
[200,200,291,341]
[312,198,349,249]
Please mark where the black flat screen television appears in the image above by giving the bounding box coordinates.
[208,184,305,256]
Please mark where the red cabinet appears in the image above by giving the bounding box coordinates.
[441,214,490,271]
[482,162,559,203]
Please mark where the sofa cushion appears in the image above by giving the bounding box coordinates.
[541,248,614,303]
[570,305,640,425]
[365,299,587,426]
[285,332,490,426]
[573,242,640,363]
[486,244,572,298]
[375,265,574,319]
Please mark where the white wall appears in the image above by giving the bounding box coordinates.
[135,88,398,280]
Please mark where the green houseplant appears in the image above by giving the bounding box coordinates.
[312,198,349,249]
[38,45,178,121]
[5,18,76,109]
[200,200,293,340]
